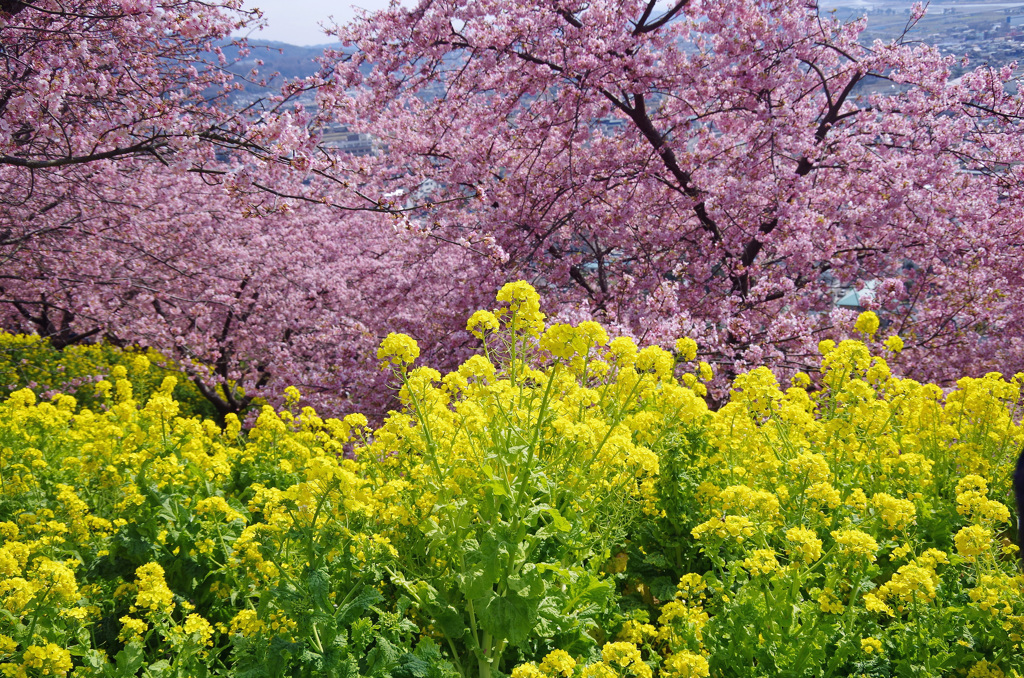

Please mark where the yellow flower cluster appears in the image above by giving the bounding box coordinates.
[495,280,547,337]
[19,644,72,677]
[2,283,1023,677]
[377,332,420,367]
[132,563,176,616]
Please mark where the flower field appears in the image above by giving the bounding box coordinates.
[0,282,1022,678]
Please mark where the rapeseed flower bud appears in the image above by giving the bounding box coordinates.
[966,660,1006,678]
[579,666,617,678]
[832,528,879,562]
[863,592,894,616]
[95,379,112,398]
[510,664,544,678]
[540,323,578,360]
[224,412,242,439]
[617,620,656,644]
[818,587,845,614]
[194,496,245,523]
[577,321,609,348]
[877,560,940,608]
[495,280,546,337]
[0,578,38,615]
[890,543,912,560]
[608,336,638,367]
[636,346,674,380]
[955,524,992,560]
[969,574,1017,616]
[119,616,149,642]
[601,642,646,673]
[183,613,215,647]
[807,482,842,509]
[133,562,175,616]
[677,573,707,599]
[872,492,917,532]
[692,515,756,543]
[742,549,780,576]
[30,558,78,603]
[845,488,868,511]
[283,385,301,407]
[787,452,831,483]
[698,361,713,381]
[228,610,264,637]
[791,371,811,388]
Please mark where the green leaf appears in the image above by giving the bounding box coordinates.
[506,564,545,599]
[144,659,171,677]
[477,590,537,647]
[461,532,509,599]
[563,570,614,615]
[545,507,571,532]
[337,586,384,628]
[307,567,332,612]
[114,641,145,677]
[392,639,459,678]
[414,581,467,640]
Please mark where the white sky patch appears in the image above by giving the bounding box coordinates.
[238,0,410,45]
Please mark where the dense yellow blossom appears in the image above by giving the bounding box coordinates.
[2,285,1023,678]
[539,649,577,677]
[377,332,420,367]
[662,651,709,678]
[20,644,72,677]
[854,311,880,337]
[785,527,823,564]
[861,637,883,654]
[132,563,175,616]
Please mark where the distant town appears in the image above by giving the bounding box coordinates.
[831,0,1024,77]
[223,1,1024,154]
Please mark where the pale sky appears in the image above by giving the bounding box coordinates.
[240,0,873,46]
[239,0,409,45]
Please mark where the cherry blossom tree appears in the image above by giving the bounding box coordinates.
[0,0,421,415]
[320,0,1024,389]
[7,0,1024,417]
[0,0,330,276]
[0,156,495,417]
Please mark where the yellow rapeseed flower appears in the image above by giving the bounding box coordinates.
[675,337,698,362]
[884,335,904,352]
[861,637,883,654]
[785,527,823,564]
[854,311,880,338]
[20,644,72,677]
[466,309,500,339]
[662,651,710,678]
[132,563,175,616]
[377,333,420,368]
